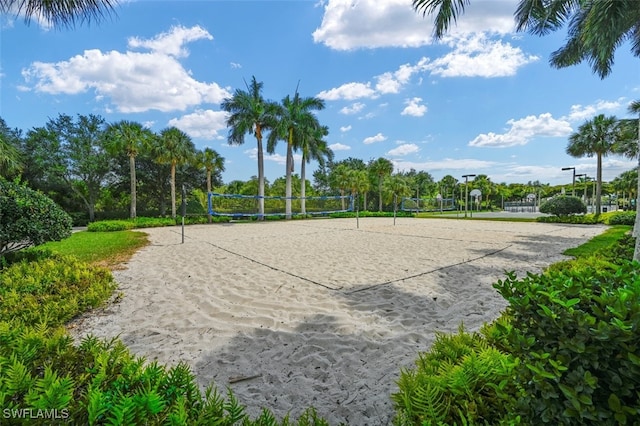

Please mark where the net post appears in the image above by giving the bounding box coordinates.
[393,194,397,226]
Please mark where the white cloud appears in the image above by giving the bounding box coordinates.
[427,34,539,78]
[340,125,352,132]
[243,148,302,166]
[387,143,419,156]
[230,62,242,69]
[329,142,351,151]
[363,132,387,144]
[401,97,427,117]
[128,25,212,57]
[317,82,376,100]
[312,0,516,51]
[168,109,228,140]
[340,102,366,114]
[393,157,497,173]
[564,98,625,122]
[318,57,429,101]
[469,113,572,148]
[21,25,231,113]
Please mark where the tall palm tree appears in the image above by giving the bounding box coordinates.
[1,0,118,28]
[105,120,153,219]
[298,124,333,215]
[156,127,196,219]
[268,91,325,219]
[566,114,619,217]
[347,169,370,211]
[383,174,412,213]
[197,147,225,223]
[413,0,640,78]
[330,164,352,211]
[369,157,394,211]
[221,76,277,219]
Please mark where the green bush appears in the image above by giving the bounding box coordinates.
[539,196,587,217]
[493,261,640,424]
[393,326,520,425]
[87,220,135,232]
[606,211,636,226]
[0,179,72,258]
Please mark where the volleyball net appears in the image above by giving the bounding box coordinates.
[208,193,354,218]
[400,197,456,212]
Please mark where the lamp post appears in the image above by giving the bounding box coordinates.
[462,174,476,218]
[562,167,576,196]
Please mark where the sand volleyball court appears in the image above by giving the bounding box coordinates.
[70,217,606,425]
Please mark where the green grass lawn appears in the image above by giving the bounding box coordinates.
[41,230,149,268]
[563,225,631,258]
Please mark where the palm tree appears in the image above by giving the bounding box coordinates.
[330,164,352,211]
[383,174,412,213]
[2,0,117,28]
[221,76,277,219]
[298,125,333,215]
[347,169,370,211]
[369,157,394,211]
[268,90,325,219]
[156,127,196,219]
[0,135,22,178]
[413,0,640,78]
[566,114,620,217]
[105,120,153,219]
[197,147,225,223]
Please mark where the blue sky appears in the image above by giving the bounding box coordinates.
[1,0,638,187]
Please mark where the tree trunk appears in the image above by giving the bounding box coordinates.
[378,179,383,211]
[256,133,265,220]
[596,153,602,216]
[634,119,640,260]
[301,157,306,215]
[285,131,293,220]
[130,155,137,219]
[171,163,176,219]
[207,169,212,223]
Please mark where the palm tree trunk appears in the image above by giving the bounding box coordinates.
[378,179,383,211]
[171,163,176,219]
[256,134,265,220]
[301,157,306,215]
[634,118,640,260]
[285,131,293,220]
[130,155,137,219]
[596,153,602,215]
[207,170,212,224]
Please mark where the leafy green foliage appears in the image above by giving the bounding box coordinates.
[0,179,72,257]
[493,260,640,424]
[392,326,520,425]
[539,196,587,217]
[605,210,636,225]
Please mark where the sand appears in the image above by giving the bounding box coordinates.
[68,217,606,425]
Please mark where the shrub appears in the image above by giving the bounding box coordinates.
[539,196,587,217]
[393,326,520,425]
[493,261,640,425]
[606,211,636,226]
[0,179,72,257]
[0,255,116,328]
[87,220,135,232]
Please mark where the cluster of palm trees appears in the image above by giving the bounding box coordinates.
[221,77,332,219]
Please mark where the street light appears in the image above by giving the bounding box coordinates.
[462,174,476,218]
[562,167,576,196]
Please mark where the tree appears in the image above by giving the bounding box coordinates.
[268,90,325,219]
[413,0,640,78]
[383,174,412,212]
[105,120,153,219]
[330,164,352,211]
[156,127,196,219]
[45,114,112,222]
[0,179,72,258]
[197,147,225,222]
[347,169,370,211]
[539,195,586,217]
[369,157,394,211]
[1,0,118,29]
[473,174,493,210]
[221,77,278,219]
[298,125,333,214]
[566,114,620,217]
[0,118,23,178]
